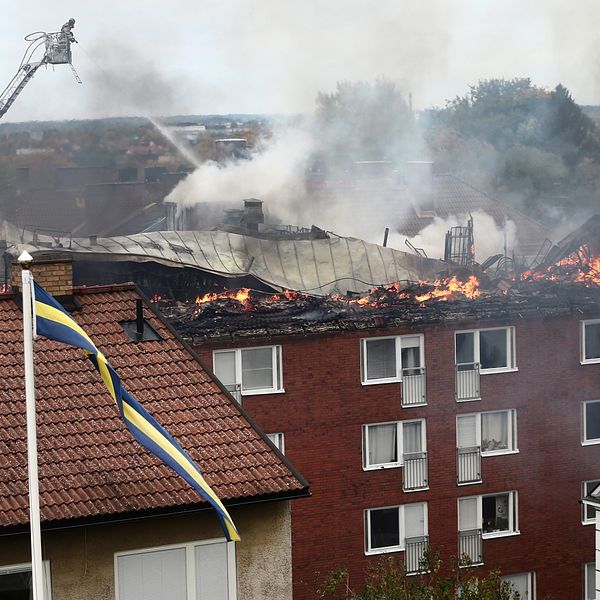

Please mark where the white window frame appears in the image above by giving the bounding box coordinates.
[362,419,426,470]
[0,561,52,599]
[456,410,518,457]
[585,562,596,600]
[582,400,600,445]
[581,319,600,365]
[364,502,428,555]
[458,491,519,539]
[115,538,236,600]
[500,572,535,599]
[582,480,600,524]
[360,334,424,385]
[455,327,517,374]
[213,345,284,396]
[266,432,285,454]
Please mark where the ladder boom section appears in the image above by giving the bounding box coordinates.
[0,61,45,120]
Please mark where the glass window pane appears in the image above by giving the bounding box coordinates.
[214,351,236,387]
[480,329,508,369]
[195,542,229,600]
[403,421,422,454]
[367,424,398,465]
[585,323,600,360]
[586,563,595,600]
[241,347,273,390]
[458,497,478,531]
[500,573,531,598]
[118,548,187,600]
[404,503,426,538]
[456,332,475,365]
[0,570,32,599]
[585,481,600,521]
[586,402,600,441]
[457,415,477,448]
[481,412,509,452]
[366,339,397,380]
[369,508,400,549]
[482,494,510,534]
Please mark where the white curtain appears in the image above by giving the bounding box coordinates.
[368,424,397,464]
[459,497,478,531]
[481,412,508,451]
[366,339,396,379]
[457,415,477,448]
[403,421,422,454]
[214,351,236,388]
[404,503,425,538]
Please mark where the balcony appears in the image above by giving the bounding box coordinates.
[457,446,481,484]
[458,529,483,565]
[401,367,426,407]
[456,362,480,401]
[405,535,429,574]
[403,452,428,491]
[224,383,242,403]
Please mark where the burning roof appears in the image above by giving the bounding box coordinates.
[160,246,600,341]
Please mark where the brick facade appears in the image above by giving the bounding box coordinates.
[195,311,600,599]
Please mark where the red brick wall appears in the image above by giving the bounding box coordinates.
[195,312,600,599]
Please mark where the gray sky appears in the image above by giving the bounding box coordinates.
[0,0,598,122]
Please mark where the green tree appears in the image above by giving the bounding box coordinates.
[317,550,525,600]
[314,79,421,170]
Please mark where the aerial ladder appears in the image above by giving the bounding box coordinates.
[0,23,81,121]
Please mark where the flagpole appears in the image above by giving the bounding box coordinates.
[19,251,45,600]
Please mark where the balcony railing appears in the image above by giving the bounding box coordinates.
[458,529,483,565]
[457,446,481,484]
[405,535,429,574]
[401,367,426,407]
[225,383,242,403]
[403,451,428,491]
[456,362,480,401]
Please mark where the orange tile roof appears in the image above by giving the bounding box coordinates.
[0,284,307,528]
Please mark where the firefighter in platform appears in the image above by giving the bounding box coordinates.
[61,18,77,43]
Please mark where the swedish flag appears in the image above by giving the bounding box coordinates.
[33,282,240,542]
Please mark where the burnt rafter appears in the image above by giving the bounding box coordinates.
[158,275,600,342]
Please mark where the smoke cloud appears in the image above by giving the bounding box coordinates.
[406,212,517,262]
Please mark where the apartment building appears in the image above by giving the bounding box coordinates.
[186,286,600,599]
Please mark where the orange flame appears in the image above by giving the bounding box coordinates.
[521,246,600,287]
[195,288,251,304]
[414,275,481,303]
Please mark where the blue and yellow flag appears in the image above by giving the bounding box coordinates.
[33,282,240,542]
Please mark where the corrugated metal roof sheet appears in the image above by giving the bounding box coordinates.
[7,226,447,296]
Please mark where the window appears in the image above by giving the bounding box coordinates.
[364,502,427,554]
[0,562,52,599]
[213,346,283,395]
[455,327,516,373]
[583,401,600,444]
[458,492,518,538]
[363,420,426,469]
[360,335,424,384]
[500,572,535,599]
[582,480,600,523]
[266,432,285,453]
[585,563,596,600]
[457,410,517,455]
[582,320,600,364]
[116,540,236,600]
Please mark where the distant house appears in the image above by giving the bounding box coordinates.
[0,253,309,600]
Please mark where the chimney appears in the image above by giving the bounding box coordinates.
[11,252,73,297]
[406,161,435,217]
[242,199,264,232]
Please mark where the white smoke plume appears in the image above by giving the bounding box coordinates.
[406,211,517,262]
[166,126,314,217]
